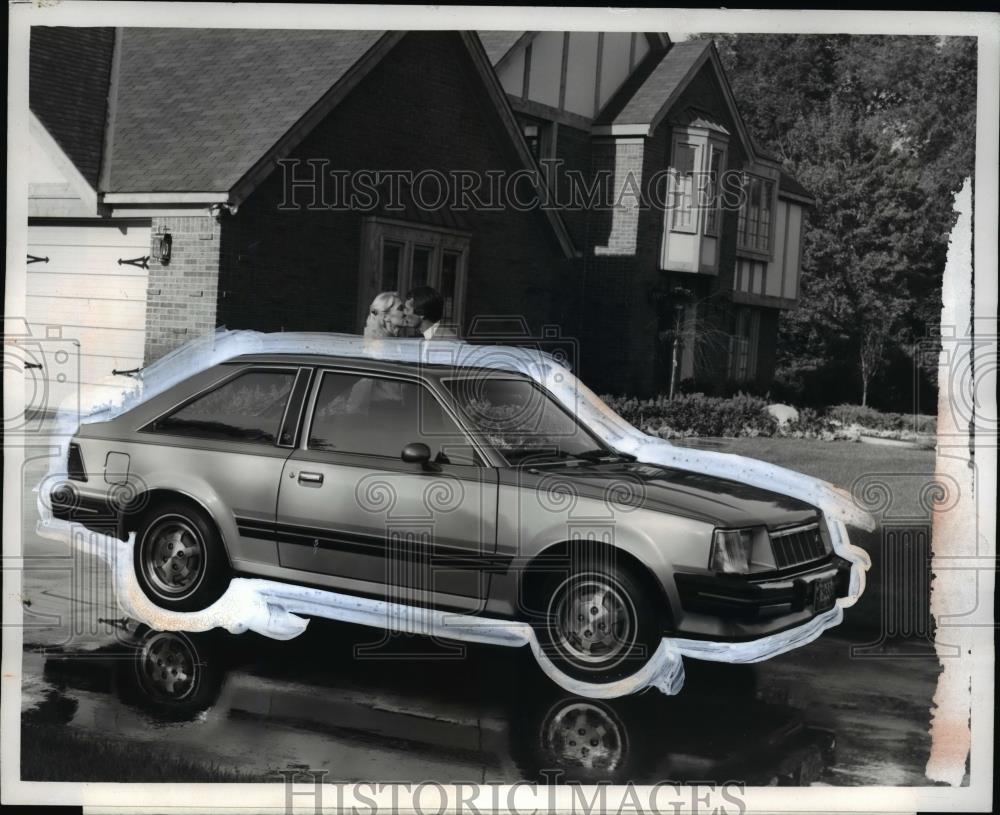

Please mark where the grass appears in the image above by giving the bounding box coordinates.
[21,722,267,782]
[673,436,936,517]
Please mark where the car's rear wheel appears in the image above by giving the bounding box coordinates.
[534,563,661,684]
[117,627,225,721]
[133,500,229,611]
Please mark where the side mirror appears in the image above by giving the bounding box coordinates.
[401,442,432,464]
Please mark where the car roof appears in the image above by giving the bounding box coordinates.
[224,352,536,380]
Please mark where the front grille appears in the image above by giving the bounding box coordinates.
[770,523,826,569]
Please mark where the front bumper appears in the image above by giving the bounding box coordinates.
[672,555,852,641]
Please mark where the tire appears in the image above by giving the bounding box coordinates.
[118,628,224,721]
[533,561,661,684]
[133,499,229,611]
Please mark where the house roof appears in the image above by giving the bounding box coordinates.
[29,27,115,189]
[779,170,815,204]
[670,107,730,135]
[107,28,385,193]
[476,31,527,64]
[599,39,711,128]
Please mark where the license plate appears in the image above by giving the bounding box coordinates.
[813,578,836,611]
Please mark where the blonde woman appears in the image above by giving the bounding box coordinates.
[338,291,407,415]
[364,291,407,338]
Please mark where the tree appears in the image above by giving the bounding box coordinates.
[699,34,976,409]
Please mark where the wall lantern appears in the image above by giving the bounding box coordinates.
[152,230,172,265]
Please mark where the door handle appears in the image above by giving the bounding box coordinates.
[298,471,324,485]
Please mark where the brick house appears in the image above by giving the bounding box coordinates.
[27,27,812,409]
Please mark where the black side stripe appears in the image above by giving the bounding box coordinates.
[234,516,512,572]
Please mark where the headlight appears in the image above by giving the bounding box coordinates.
[710,528,754,573]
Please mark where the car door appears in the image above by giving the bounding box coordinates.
[140,364,310,567]
[275,367,499,614]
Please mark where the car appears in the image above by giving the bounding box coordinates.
[49,347,856,686]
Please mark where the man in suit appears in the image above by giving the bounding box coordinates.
[404,286,458,339]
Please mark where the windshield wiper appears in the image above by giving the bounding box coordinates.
[574,448,637,463]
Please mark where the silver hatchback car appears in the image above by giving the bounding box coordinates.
[52,351,853,684]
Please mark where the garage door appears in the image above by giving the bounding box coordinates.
[26,220,151,415]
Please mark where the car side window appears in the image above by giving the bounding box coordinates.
[152,369,296,444]
[308,372,482,466]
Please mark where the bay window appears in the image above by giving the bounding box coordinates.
[669,140,700,233]
[703,144,726,237]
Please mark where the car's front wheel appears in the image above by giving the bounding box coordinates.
[133,500,230,611]
[534,563,662,684]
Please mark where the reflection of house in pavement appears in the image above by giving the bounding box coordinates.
[27,28,812,407]
[28,625,835,784]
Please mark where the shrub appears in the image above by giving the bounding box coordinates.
[600,394,936,442]
[601,392,778,438]
[829,404,937,436]
[781,407,855,441]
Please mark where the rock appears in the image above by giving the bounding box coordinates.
[767,403,800,427]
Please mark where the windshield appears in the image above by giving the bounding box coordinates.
[443,377,612,464]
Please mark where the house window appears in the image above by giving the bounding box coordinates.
[360,219,470,328]
[703,145,725,236]
[737,174,775,253]
[522,120,556,163]
[734,258,767,295]
[670,141,700,233]
[728,308,760,382]
[524,124,541,160]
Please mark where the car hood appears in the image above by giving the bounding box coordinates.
[528,460,820,528]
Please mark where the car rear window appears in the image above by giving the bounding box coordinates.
[153,370,295,443]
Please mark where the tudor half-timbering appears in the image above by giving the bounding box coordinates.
[485,32,813,394]
[27,27,812,409]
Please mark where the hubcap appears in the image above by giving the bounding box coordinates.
[141,516,205,599]
[138,631,197,701]
[543,701,626,771]
[551,576,635,668]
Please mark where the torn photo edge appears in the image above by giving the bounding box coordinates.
[2,3,996,812]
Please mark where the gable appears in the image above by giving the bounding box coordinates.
[29,112,99,216]
[593,41,753,154]
[492,31,664,120]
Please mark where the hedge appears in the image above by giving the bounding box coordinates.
[601,392,777,439]
[600,394,936,442]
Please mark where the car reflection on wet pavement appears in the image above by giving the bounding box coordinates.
[24,617,839,785]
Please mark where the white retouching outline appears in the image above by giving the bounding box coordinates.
[36,329,873,699]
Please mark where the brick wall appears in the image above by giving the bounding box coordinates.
[143,215,221,363]
[579,132,672,397]
[551,122,591,249]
